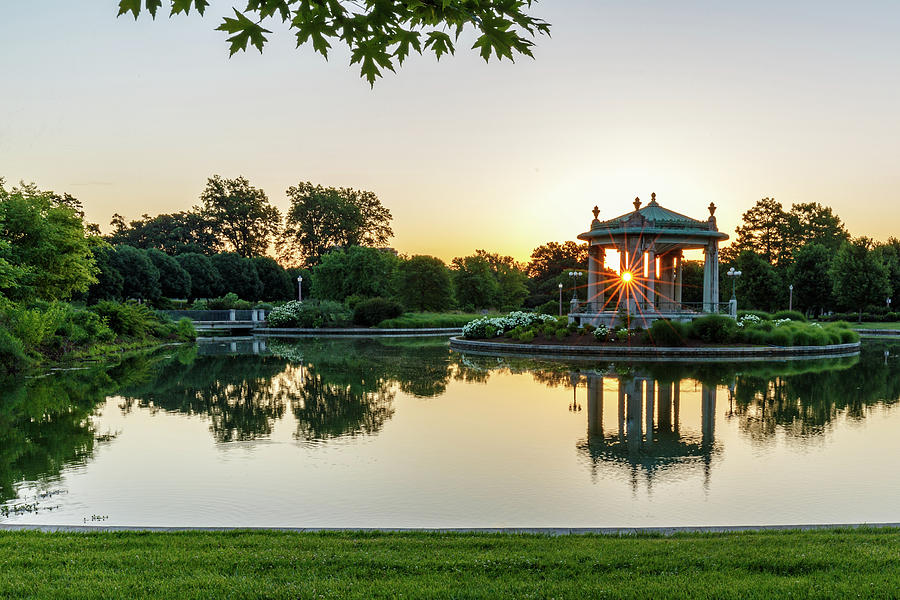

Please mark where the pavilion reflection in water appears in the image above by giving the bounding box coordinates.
[575,371,720,488]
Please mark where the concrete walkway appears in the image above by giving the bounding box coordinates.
[2,523,898,535]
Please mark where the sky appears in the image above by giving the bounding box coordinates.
[1,1,898,264]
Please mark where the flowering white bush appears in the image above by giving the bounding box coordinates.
[462,311,557,339]
[592,324,610,341]
[736,314,762,328]
[773,318,792,327]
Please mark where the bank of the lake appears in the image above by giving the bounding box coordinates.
[1,528,898,598]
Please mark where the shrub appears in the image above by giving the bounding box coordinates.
[690,315,737,344]
[352,297,404,327]
[766,327,794,347]
[190,299,209,310]
[738,310,773,321]
[52,305,115,346]
[208,292,241,310]
[462,311,557,339]
[0,327,29,372]
[649,319,689,346]
[518,330,535,342]
[592,324,610,342]
[773,310,807,322]
[3,303,64,349]
[175,317,197,341]
[266,300,352,328]
[537,300,558,316]
[89,301,158,338]
[615,328,629,342]
[580,323,596,334]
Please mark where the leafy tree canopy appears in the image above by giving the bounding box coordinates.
[397,255,452,312]
[731,198,791,266]
[0,180,98,301]
[200,175,281,258]
[117,0,551,85]
[147,248,192,299]
[112,245,162,302]
[451,250,527,310]
[109,210,221,255]
[176,252,223,299]
[727,250,784,313]
[281,182,393,267]
[786,243,833,316]
[829,237,890,317]
[310,246,399,302]
[210,252,263,300]
[786,202,849,252]
[251,256,295,301]
[526,241,588,281]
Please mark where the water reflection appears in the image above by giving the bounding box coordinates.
[1,338,898,517]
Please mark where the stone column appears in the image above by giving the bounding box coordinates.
[587,246,605,312]
[657,381,673,433]
[658,253,674,311]
[647,247,657,311]
[702,241,720,312]
[675,252,683,306]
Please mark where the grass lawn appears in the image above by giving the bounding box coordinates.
[849,322,900,330]
[376,312,490,328]
[1,529,899,598]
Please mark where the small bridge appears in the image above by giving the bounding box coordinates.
[161,309,269,334]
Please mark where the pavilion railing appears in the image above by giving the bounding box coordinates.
[573,301,732,315]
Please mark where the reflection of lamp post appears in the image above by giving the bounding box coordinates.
[726,267,742,300]
[789,284,794,311]
[569,372,581,412]
[558,282,563,316]
[297,275,303,302]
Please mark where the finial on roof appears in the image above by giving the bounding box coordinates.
[708,202,717,216]
[649,192,658,206]
[633,196,642,211]
[592,205,600,220]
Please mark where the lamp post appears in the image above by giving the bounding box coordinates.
[726,267,742,300]
[297,275,303,302]
[568,271,583,300]
[558,282,563,316]
[888,298,892,311]
[789,284,794,311]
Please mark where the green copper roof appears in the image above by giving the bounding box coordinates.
[577,193,729,246]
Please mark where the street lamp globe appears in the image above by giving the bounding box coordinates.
[297,275,303,302]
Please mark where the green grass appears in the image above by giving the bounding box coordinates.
[376,312,489,329]
[848,322,900,330]
[0,529,898,598]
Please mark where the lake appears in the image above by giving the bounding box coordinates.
[2,337,898,528]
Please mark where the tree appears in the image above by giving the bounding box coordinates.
[525,240,589,307]
[679,260,704,304]
[474,250,529,309]
[732,198,791,266]
[451,254,500,310]
[210,252,263,300]
[830,238,891,319]
[397,255,453,312]
[786,203,849,252]
[200,175,281,258]
[874,238,900,302]
[117,1,551,86]
[175,253,222,300]
[147,249,192,299]
[281,182,393,266]
[111,245,161,302]
[310,246,399,302]
[85,245,124,303]
[0,181,98,301]
[729,250,783,312]
[786,243,833,316]
[251,256,294,301]
[109,210,221,255]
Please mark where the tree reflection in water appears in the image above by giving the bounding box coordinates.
[453,343,900,488]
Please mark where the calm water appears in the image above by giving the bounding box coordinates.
[2,337,899,528]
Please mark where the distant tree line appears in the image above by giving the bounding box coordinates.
[720,198,898,319]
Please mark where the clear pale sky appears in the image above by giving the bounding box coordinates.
[2,1,898,263]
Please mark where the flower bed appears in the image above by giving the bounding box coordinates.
[462,312,860,348]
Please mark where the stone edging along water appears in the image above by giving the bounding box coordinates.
[1,523,897,536]
[449,337,861,360]
[254,327,462,337]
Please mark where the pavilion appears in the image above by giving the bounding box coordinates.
[571,193,731,327]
